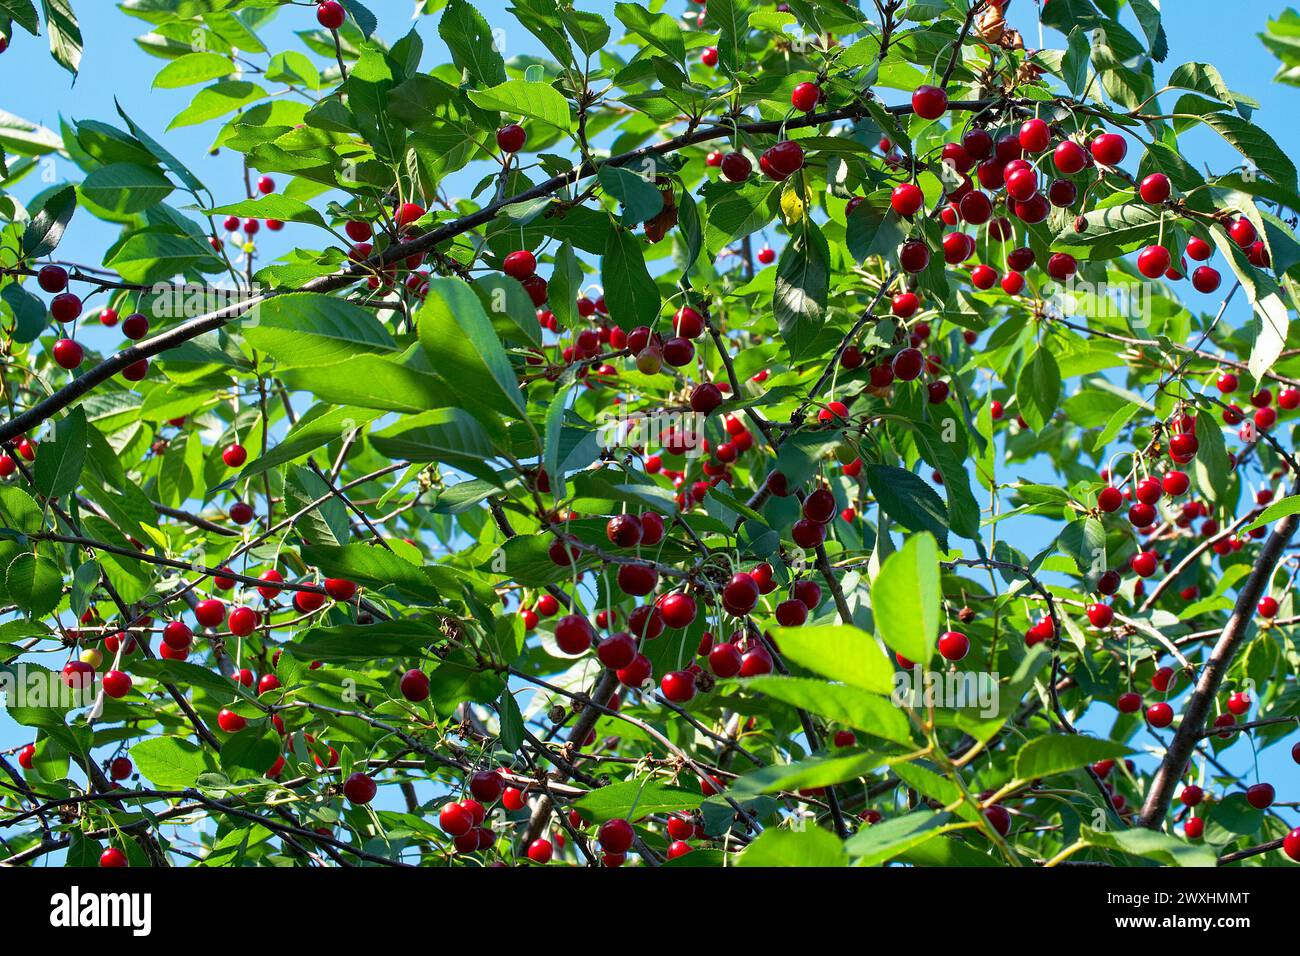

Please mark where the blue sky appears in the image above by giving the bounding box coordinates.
[2,1,1296,853]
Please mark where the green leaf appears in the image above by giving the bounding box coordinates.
[439,0,507,88]
[705,0,750,72]
[1080,825,1217,867]
[153,51,235,88]
[0,485,43,534]
[369,409,497,471]
[774,220,830,361]
[844,809,954,864]
[1196,110,1298,192]
[871,531,940,665]
[738,826,847,867]
[241,405,381,480]
[467,80,571,131]
[769,624,894,694]
[845,191,906,262]
[601,226,661,331]
[597,165,664,226]
[80,163,174,215]
[1017,346,1061,431]
[1062,26,1091,95]
[207,195,326,228]
[131,736,210,789]
[33,406,86,498]
[219,728,282,781]
[2,282,49,344]
[740,675,915,745]
[245,293,398,370]
[6,553,61,617]
[614,3,685,62]
[1014,735,1133,780]
[294,620,439,661]
[41,0,81,75]
[866,465,949,548]
[20,184,75,259]
[573,779,702,823]
[1193,409,1230,504]
[418,278,526,420]
[1242,494,1300,532]
[168,80,266,130]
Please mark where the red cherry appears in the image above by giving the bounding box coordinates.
[1228,217,1257,248]
[99,848,128,868]
[1179,785,1205,807]
[398,668,430,702]
[195,598,225,628]
[1090,133,1127,166]
[1018,118,1051,153]
[37,264,69,292]
[1152,666,1175,692]
[343,772,377,805]
[791,81,821,112]
[891,183,924,217]
[1097,486,1123,512]
[898,241,931,276]
[526,838,553,864]
[497,123,526,153]
[1184,817,1204,840]
[937,630,969,662]
[228,606,258,637]
[1191,266,1221,293]
[1086,603,1113,628]
[1139,173,1171,204]
[1130,551,1158,577]
[1146,702,1174,728]
[708,642,742,678]
[217,709,247,733]
[102,670,132,698]
[51,338,83,370]
[502,249,537,280]
[598,818,635,853]
[50,292,82,323]
[700,46,718,67]
[720,151,752,183]
[911,84,948,120]
[1283,827,1300,861]
[1052,140,1088,174]
[1117,692,1142,713]
[222,443,247,468]
[1258,596,1279,618]
[1246,782,1275,810]
[1227,691,1251,715]
[661,670,697,703]
[1137,245,1171,279]
[984,805,1011,837]
[439,802,473,836]
[324,578,357,601]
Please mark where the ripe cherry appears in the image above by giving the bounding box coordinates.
[37,264,69,292]
[911,84,948,120]
[1258,596,1279,618]
[227,606,258,637]
[1053,139,1088,174]
[1228,217,1257,248]
[720,152,752,183]
[1130,551,1158,577]
[892,347,924,381]
[50,292,82,323]
[555,614,593,654]
[891,183,924,217]
[1246,782,1275,810]
[400,669,430,702]
[661,670,696,703]
[439,802,474,836]
[1139,173,1171,204]
[1146,701,1174,728]
[1117,692,1142,713]
[52,338,83,370]
[497,123,526,153]
[1018,118,1051,153]
[1192,265,1221,293]
[757,245,776,264]
[708,642,742,678]
[1227,691,1251,715]
[1137,245,1171,279]
[100,848,128,868]
[217,709,247,733]
[598,818,635,853]
[617,562,658,597]
[899,240,930,274]
[1098,486,1123,512]
[195,598,225,628]
[103,670,132,698]
[324,578,357,600]
[343,772,377,805]
[502,249,537,280]
[1086,603,1114,628]
[595,632,636,670]
[701,46,718,67]
[1090,133,1127,166]
[470,770,504,802]
[791,81,821,112]
[222,443,247,468]
[937,630,969,662]
[527,838,553,864]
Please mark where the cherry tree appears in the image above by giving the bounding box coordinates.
[0,0,1298,869]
